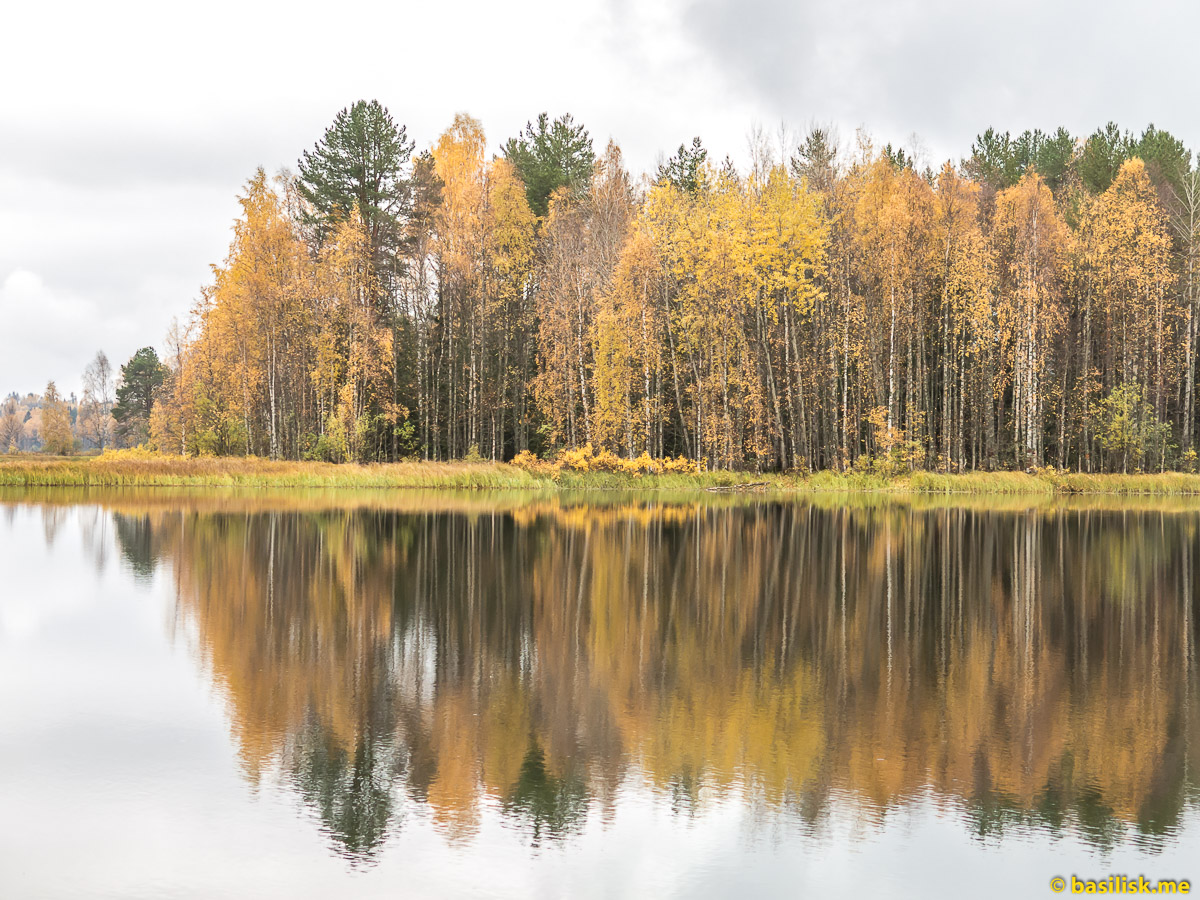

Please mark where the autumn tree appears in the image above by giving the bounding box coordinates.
[610,153,828,470]
[313,211,400,462]
[78,350,114,450]
[793,126,860,469]
[431,113,490,458]
[132,111,1200,472]
[430,113,537,459]
[993,171,1068,467]
[39,381,74,455]
[0,397,23,452]
[587,144,653,455]
[198,170,317,458]
[395,151,444,459]
[1077,158,1176,463]
[536,142,634,451]
[744,163,829,468]
[852,155,932,445]
[931,163,993,470]
[482,157,537,458]
[1096,382,1171,472]
[1171,161,1200,450]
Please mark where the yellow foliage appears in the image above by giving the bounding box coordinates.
[509,449,552,474]
[553,443,699,475]
[511,445,699,477]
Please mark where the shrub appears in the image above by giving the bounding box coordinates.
[554,443,700,476]
[510,449,553,474]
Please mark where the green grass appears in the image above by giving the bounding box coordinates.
[6,453,1200,495]
[903,470,1200,495]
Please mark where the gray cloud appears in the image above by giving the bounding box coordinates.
[4,122,279,190]
[677,0,1198,163]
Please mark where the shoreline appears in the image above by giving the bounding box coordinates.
[6,455,1200,496]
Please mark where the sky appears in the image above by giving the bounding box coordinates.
[3,0,1199,396]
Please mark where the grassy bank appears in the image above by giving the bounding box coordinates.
[0,454,548,489]
[6,453,1200,494]
[901,470,1200,495]
[0,454,790,490]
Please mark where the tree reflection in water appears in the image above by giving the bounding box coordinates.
[96,496,1199,860]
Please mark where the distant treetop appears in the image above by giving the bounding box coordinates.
[656,137,708,196]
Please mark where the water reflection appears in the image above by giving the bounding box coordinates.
[77,497,1200,858]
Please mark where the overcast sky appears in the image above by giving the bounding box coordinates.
[3,0,1198,396]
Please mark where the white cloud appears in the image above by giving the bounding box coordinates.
[0,269,133,397]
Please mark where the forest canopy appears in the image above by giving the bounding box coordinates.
[53,106,1200,473]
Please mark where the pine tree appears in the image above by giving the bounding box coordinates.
[503,113,595,219]
[112,347,166,447]
[298,99,414,294]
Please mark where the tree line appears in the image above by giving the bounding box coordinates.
[20,104,1200,472]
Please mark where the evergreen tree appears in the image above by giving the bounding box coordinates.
[1013,127,1076,192]
[1079,122,1133,193]
[965,128,1019,190]
[297,100,414,284]
[790,127,838,193]
[1131,124,1190,194]
[503,113,595,219]
[112,347,165,446]
[656,137,707,196]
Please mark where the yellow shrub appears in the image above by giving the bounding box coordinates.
[510,449,552,473]
[660,455,700,474]
[553,444,699,476]
[556,444,596,472]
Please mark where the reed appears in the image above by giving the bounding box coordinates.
[904,469,1200,495]
[6,453,1200,495]
[0,454,547,489]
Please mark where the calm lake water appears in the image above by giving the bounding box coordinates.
[1,489,1198,898]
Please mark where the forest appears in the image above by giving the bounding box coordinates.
[15,104,1200,473]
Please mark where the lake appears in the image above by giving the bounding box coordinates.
[1,488,1197,898]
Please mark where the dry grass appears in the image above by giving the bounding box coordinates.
[0,453,547,489]
[0,451,788,491]
[6,452,1200,496]
[904,469,1200,495]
